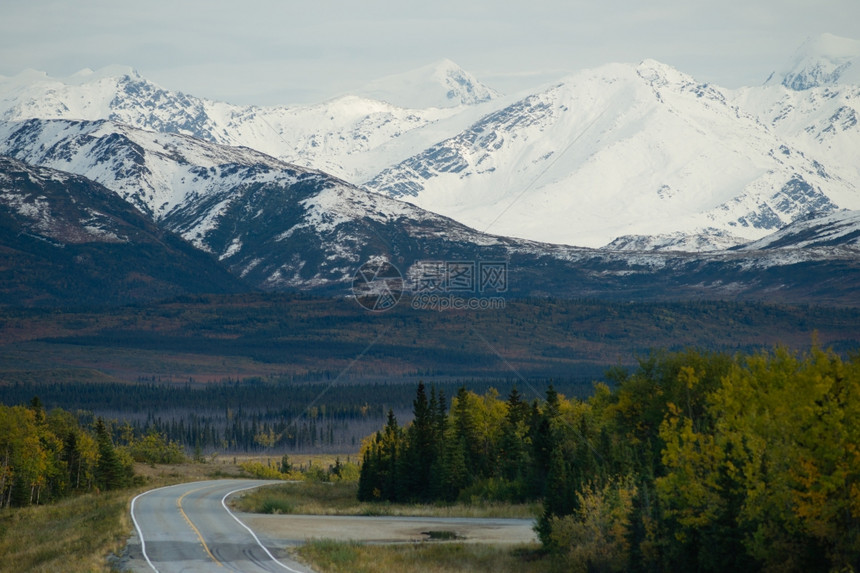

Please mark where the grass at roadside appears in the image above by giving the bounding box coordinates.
[297,539,556,573]
[232,481,541,519]
[0,460,247,573]
[0,455,542,572]
[0,489,131,573]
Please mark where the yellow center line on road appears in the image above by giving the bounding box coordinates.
[178,485,223,567]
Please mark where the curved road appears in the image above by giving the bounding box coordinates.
[128,479,313,573]
[126,479,537,572]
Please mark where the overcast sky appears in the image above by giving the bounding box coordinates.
[1,0,858,106]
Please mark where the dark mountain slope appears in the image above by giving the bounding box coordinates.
[0,155,248,306]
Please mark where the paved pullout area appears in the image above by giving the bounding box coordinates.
[243,513,538,545]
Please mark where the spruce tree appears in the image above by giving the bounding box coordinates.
[499,386,529,486]
[94,418,127,491]
[404,382,436,501]
[62,430,81,491]
[358,433,382,501]
[536,444,573,545]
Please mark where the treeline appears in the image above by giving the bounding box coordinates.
[1,378,591,453]
[0,378,588,417]
[358,345,860,572]
[0,399,145,508]
[0,380,392,416]
[134,412,350,452]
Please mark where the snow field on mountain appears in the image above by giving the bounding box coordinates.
[1,35,859,252]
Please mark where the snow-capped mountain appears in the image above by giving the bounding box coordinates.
[0,155,245,305]
[732,34,860,191]
[353,59,501,108]
[0,118,294,220]
[0,117,525,290]
[765,33,860,90]
[1,117,858,304]
[1,36,858,256]
[0,62,496,183]
[366,59,854,248]
[737,209,860,250]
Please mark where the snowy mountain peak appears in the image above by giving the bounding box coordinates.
[0,66,135,93]
[0,65,176,126]
[636,58,690,85]
[768,33,860,90]
[353,59,501,108]
[65,65,140,85]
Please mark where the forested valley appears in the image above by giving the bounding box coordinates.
[2,294,859,571]
[0,378,589,453]
[357,345,860,572]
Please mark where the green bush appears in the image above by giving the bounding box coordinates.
[259,497,294,514]
[239,461,289,480]
[548,478,637,573]
[458,477,529,504]
[126,431,186,465]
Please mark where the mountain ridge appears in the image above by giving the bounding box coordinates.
[366,58,855,248]
[2,116,860,306]
[352,58,501,108]
[0,155,248,306]
[766,33,860,90]
[6,39,857,251]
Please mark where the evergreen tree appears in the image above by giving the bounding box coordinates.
[529,388,561,497]
[94,418,127,491]
[357,436,380,501]
[436,435,469,502]
[404,382,437,501]
[499,386,530,487]
[434,388,448,433]
[358,410,404,502]
[62,430,81,491]
[537,444,573,545]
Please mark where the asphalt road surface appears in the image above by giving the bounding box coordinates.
[128,479,313,573]
[125,479,538,572]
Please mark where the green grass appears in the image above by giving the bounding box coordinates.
[233,481,540,519]
[296,539,558,573]
[259,496,296,514]
[0,490,131,573]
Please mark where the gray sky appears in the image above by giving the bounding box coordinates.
[2,0,858,105]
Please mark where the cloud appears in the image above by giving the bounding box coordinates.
[1,0,858,104]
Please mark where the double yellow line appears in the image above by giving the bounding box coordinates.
[177,486,223,567]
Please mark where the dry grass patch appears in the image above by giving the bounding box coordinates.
[232,481,540,519]
[0,457,251,572]
[297,540,555,573]
[0,490,131,573]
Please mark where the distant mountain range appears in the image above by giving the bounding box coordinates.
[367,59,853,249]
[2,34,858,252]
[0,34,858,306]
[1,117,858,307]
